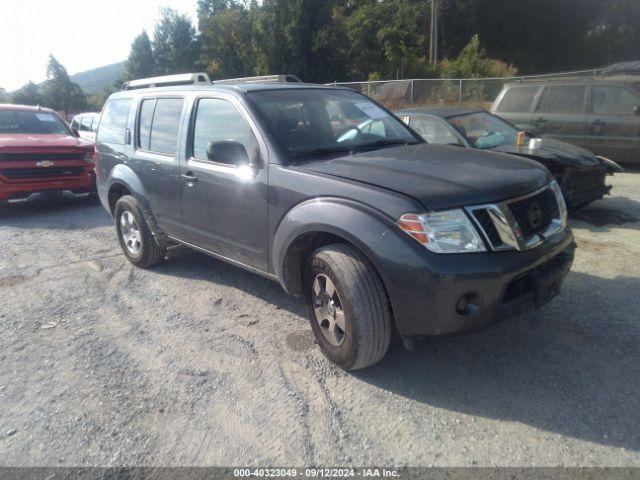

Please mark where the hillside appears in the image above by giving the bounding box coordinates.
[70,61,125,94]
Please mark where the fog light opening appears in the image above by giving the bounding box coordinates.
[455,293,481,317]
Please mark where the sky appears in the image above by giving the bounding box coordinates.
[0,0,198,91]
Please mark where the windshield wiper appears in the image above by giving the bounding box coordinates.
[351,139,417,152]
[291,146,353,159]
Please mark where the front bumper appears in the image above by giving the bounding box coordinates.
[373,226,575,336]
[563,165,612,208]
[0,170,96,203]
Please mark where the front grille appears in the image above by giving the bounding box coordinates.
[467,183,565,252]
[0,152,84,161]
[472,209,502,246]
[0,167,84,179]
[508,187,559,238]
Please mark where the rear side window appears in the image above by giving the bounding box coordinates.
[137,98,183,155]
[496,86,539,113]
[542,86,586,114]
[592,86,640,115]
[70,117,79,129]
[98,99,132,144]
[192,98,259,163]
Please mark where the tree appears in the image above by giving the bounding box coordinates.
[41,55,86,112]
[125,31,155,80]
[198,1,257,79]
[0,87,7,103]
[12,82,43,106]
[152,8,199,75]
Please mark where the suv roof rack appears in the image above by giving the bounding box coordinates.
[213,74,303,84]
[122,73,212,91]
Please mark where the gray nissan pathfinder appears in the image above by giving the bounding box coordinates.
[95,73,575,370]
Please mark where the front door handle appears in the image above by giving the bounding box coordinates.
[181,172,198,183]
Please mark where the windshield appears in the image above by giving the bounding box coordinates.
[448,111,525,149]
[247,89,420,160]
[0,109,70,135]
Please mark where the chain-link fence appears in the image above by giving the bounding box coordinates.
[327,69,602,109]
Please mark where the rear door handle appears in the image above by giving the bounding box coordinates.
[181,172,198,183]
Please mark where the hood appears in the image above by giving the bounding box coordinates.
[295,144,551,210]
[0,134,93,150]
[490,137,602,168]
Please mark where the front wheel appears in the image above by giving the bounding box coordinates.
[305,244,392,370]
[114,195,166,268]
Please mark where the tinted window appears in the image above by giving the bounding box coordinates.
[546,86,586,114]
[592,86,640,115]
[97,99,131,144]
[409,117,460,145]
[193,99,259,163]
[138,99,156,150]
[496,86,539,113]
[149,98,183,155]
[0,109,69,134]
[80,115,93,131]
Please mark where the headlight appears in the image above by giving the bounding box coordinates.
[397,209,486,253]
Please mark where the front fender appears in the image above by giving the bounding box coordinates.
[272,197,396,294]
[103,164,163,235]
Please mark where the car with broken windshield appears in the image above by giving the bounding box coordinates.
[396,107,623,211]
[95,73,575,369]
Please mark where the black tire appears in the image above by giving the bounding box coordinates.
[114,195,166,268]
[305,243,392,370]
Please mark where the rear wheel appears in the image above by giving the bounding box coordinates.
[305,244,391,370]
[114,195,166,268]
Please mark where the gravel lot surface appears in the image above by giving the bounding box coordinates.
[1,173,639,467]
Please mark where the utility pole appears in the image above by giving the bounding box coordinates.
[429,0,440,66]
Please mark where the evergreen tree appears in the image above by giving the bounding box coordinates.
[152,8,199,75]
[125,31,155,80]
[41,55,86,112]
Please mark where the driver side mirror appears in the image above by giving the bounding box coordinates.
[71,127,80,137]
[207,140,250,166]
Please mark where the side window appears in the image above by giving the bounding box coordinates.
[496,87,539,113]
[409,117,459,145]
[547,86,586,114]
[80,115,93,131]
[97,99,132,144]
[91,115,100,132]
[70,117,79,129]
[148,98,184,155]
[592,86,640,115]
[138,99,156,150]
[192,98,259,164]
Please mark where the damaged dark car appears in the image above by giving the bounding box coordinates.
[396,107,623,211]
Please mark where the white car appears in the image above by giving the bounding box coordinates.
[70,112,100,143]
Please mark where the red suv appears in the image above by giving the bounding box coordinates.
[0,104,96,204]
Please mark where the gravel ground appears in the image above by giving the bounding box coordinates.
[1,173,639,467]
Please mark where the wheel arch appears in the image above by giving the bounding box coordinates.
[273,198,394,298]
[106,164,163,236]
